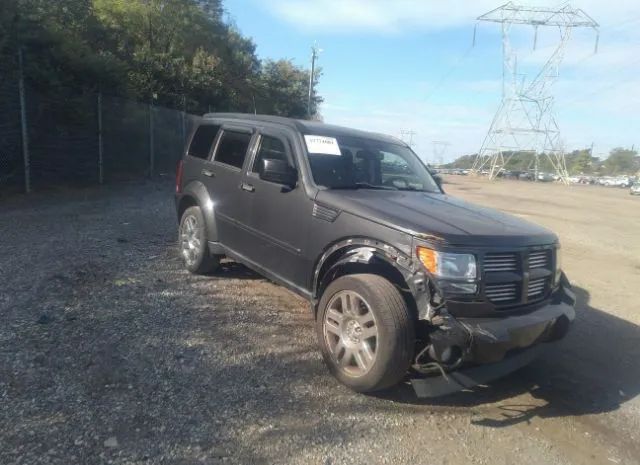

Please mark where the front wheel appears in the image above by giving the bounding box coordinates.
[316,274,415,393]
[179,206,219,274]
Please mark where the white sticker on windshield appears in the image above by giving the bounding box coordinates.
[304,135,342,156]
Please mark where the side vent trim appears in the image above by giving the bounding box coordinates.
[312,203,339,222]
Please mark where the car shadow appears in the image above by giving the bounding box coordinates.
[213,259,263,280]
[375,285,640,427]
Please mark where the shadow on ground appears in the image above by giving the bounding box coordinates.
[377,286,640,429]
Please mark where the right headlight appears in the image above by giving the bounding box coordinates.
[416,246,478,294]
[554,244,562,285]
[416,246,477,280]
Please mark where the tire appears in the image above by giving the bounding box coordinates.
[316,274,415,393]
[179,206,219,274]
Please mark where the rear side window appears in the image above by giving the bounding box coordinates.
[252,135,288,173]
[214,130,252,169]
[187,125,220,159]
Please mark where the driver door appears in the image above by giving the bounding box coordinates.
[241,128,313,290]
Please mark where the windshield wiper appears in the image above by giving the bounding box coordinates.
[331,182,397,191]
[395,186,432,192]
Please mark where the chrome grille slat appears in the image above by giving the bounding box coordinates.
[485,282,517,303]
[528,250,550,269]
[527,277,547,298]
[484,252,518,273]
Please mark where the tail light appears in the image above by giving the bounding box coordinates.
[175,159,184,194]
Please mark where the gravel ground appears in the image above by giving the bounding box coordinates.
[1,178,639,465]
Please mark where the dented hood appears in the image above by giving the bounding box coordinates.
[316,190,557,247]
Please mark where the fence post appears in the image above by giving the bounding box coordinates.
[181,110,186,150]
[149,101,154,178]
[18,48,31,194]
[98,92,104,184]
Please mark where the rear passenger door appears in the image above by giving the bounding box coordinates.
[243,129,312,289]
[208,125,256,255]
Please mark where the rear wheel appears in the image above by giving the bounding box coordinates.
[179,206,219,274]
[316,274,414,392]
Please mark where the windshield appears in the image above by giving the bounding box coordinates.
[305,134,440,193]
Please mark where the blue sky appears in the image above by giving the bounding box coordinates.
[225,0,640,162]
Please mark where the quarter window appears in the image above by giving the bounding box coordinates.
[187,125,220,160]
[214,130,252,169]
[252,135,288,173]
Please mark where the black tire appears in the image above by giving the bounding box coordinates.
[179,206,219,274]
[316,274,415,393]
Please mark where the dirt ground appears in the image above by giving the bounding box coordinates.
[1,177,639,465]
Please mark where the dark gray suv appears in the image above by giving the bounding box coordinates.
[175,113,576,395]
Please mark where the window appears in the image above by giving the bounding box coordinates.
[214,130,252,169]
[252,135,288,173]
[306,134,440,192]
[187,125,219,160]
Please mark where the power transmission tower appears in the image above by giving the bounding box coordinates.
[400,130,416,147]
[432,141,450,166]
[471,3,599,184]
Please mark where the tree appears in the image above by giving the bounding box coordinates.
[569,149,593,174]
[604,148,638,175]
[256,59,322,119]
[1,0,321,118]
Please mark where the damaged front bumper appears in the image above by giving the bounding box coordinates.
[411,279,576,397]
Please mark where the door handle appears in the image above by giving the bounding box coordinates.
[240,182,255,192]
[201,169,215,177]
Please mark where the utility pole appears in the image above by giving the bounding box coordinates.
[308,44,321,119]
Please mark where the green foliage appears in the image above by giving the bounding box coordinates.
[445,147,639,176]
[0,0,321,117]
[603,148,639,175]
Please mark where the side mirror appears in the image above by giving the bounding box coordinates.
[433,174,443,191]
[259,158,297,188]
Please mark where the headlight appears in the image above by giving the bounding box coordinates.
[554,244,562,285]
[416,246,477,280]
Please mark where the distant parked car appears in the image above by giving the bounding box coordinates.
[631,183,640,195]
[537,172,554,182]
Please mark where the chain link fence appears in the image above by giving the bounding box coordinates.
[0,53,23,193]
[0,54,200,194]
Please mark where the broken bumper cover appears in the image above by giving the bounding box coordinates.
[412,285,576,397]
[462,295,575,364]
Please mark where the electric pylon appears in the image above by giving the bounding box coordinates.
[471,3,598,183]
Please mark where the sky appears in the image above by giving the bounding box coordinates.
[224,0,640,162]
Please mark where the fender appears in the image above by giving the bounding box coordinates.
[312,238,415,298]
[312,238,434,319]
[179,180,218,243]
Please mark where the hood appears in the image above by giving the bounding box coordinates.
[316,189,557,247]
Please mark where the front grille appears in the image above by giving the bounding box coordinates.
[527,277,547,299]
[481,246,555,309]
[484,253,518,272]
[485,282,518,303]
[528,250,549,269]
